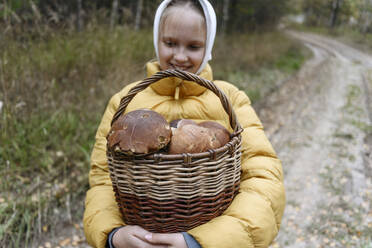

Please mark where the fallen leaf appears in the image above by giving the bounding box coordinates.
[56,151,64,157]
[296,237,304,242]
[340,177,347,184]
[59,238,71,246]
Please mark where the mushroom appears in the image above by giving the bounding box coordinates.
[168,120,230,154]
[198,121,231,148]
[108,109,171,154]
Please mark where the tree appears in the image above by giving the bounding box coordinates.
[225,0,290,31]
[110,0,118,29]
[359,0,372,33]
[330,0,343,27]
[135,0,143,30]
[222,0,230,34]
[77,0,82,31]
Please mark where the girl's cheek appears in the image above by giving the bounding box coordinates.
[192,50,204,60]
[160,46,172,56]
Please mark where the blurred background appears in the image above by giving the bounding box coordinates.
[0,0,371,247]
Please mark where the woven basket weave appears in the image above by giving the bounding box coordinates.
[107,69,243,233]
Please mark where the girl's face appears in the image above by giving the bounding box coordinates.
[158,8,206,74]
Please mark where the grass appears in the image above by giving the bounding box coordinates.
[342,84,372,133]
[212,31,309,103]
[0,24,307,247]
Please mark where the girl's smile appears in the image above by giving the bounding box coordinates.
[158,8,206,74]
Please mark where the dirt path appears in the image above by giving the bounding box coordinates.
[257,31,372,247]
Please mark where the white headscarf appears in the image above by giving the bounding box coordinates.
[153,0,217,75]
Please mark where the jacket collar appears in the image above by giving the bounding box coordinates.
[146,61,213,98]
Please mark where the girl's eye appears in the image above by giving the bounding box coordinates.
[189,44,202,50]
[164,41,175,47]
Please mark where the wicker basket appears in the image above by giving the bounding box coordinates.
[107,69,243,233]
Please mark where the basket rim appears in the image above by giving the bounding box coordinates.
[108,135,241,160]
[111,69,243,134]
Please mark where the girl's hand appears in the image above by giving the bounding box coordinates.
[146,233,188,248]
[112,225,168,248]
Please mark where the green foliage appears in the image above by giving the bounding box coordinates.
[0,200,37,247]
[1,0,295,32]
[275,46,305,72]
[212,31,309,103]
[0,0,23,18]
[300,0,368,28]
[2,0,371,33]
[222,0,291,31]
[0,26,154,246]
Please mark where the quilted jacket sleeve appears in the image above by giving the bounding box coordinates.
[188,84,286,248]
[83,90,129,248]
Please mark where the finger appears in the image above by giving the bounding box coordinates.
[146,233,168,244]
[146,233,181,245]
[130,235,163,248]
[133,236,171,248]
[131,225,153,242]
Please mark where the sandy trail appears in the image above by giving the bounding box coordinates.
[257,31,372,247]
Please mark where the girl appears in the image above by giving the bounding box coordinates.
[83,0,285,247]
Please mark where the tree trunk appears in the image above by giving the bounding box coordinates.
[360,0,372,33]
[3,0,8,24]
[135,0,144,31]
[222,0,230,34]
[230,0,238,30]
[110,0,119,29]
[329,0,342,28]
[77,0,82,32]
[30,0,41,22]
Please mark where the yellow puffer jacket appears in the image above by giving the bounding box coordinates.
[83,62,285,248]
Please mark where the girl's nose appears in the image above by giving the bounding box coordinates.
[174,49,187,62]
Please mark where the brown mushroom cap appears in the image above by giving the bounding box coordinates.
[108,109,171,154]
[168,123,226,154]
[198,121,231,147]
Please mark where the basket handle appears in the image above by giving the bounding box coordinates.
[111,69,243,135]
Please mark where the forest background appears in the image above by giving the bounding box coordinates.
[0,0,372,247]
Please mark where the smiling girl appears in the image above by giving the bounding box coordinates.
[83,1,285,247]
[157,1,206,73]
